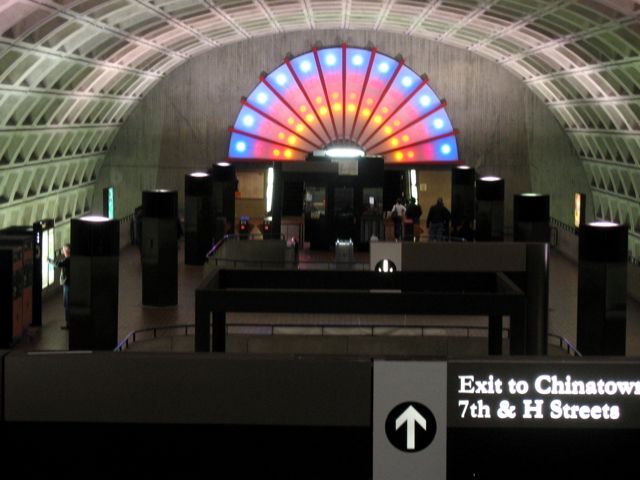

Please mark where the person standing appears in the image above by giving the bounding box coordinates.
[390,198,406,241]
[426,197,451,241]
[49,244,71,330]
[405,197,423,241]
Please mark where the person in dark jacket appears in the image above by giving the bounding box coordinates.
[405,197,422,241]
[426,197,451,241]
[49,244,71,330]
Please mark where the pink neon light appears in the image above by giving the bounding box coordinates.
[241,99,321,149]
[313,47,339,138]
[285,57,332,143]
[260,75,325,144]
[229,45,459,164]
[361,78,428,147]
[355,59,404,144]
[366,102,447,151]
[350,48,376,141]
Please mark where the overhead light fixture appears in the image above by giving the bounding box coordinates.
[190,172,209,177]
[325,146,365,158]
[589,221,619,227]
[82,215,110,222]
[217,162,231,167]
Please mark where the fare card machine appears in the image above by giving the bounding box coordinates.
[304,187,328,250]
[0,235,33,330]
[0,245,24,347]
[1,220,54,327]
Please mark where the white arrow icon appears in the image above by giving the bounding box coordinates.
[395,405,427,450]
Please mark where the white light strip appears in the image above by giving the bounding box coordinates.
[325,147,365,158]
[589,221,619,227]
[82,215,110,222]
[266,167,274,213]
[410,169,418,202]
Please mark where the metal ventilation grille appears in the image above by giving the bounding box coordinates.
[0,0,638,254]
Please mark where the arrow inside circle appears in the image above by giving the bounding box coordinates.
[395,405,427,450]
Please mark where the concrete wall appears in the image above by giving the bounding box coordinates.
[93,30,592,230]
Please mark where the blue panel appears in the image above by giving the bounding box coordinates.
[289,51,319,80]
[265,63,294,95]
[316,47,342,75]
[233,105,263,133]
[392,65,422,92]
[425,109,453,134]
[370,53,399,83]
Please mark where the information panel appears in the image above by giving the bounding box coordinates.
[448,360,640,429]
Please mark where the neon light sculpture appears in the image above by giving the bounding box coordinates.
[228,43,459,164]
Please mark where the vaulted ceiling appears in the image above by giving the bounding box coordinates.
[1,0,639,253]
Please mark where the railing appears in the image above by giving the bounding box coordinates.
[549,216,639,265]
[114,324,195,352]
[114,322,582,357]
[206,232,287,258]
[548,332,582,357]
[209,257,370,270]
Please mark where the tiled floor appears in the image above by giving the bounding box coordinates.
[17,241,640,356]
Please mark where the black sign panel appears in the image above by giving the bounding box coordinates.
[448,360,640,429]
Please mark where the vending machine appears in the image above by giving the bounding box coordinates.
[0,245,24,347]
[0,235,33,330]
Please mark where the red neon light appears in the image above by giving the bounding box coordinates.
[241,98,322,149]
[230,45,459,164]
[365,101,448,151]
[342,42,346,139]
[285,57,332,143]
[355,59,405,144]
[260,75,325,145]
[313,47,339,139]
[349,48,376,141]
[376,129,458,156]
[228,127,309,154]
[360,77,429,147]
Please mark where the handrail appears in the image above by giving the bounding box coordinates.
[549,216,638,265]
[547,333,582,357]
[114,323,195,352]
[210,257,369,270]
[114,322,582,356]
[206,232,287,258]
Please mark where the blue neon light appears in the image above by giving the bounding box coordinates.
[300,60,312,72]
[242,114,255,127]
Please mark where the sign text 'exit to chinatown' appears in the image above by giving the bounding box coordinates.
[448,362,640,428]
